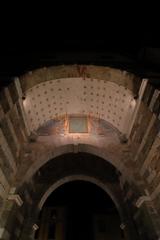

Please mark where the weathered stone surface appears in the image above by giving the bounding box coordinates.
[8,82,19,104]
[0,91,10,114]
[19,65,141,94]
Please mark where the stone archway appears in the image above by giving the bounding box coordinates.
[17,114,137,188]
[39,174,122,212]
[20,151,138,240]
[37,174,128,240]
[20,142,135,186]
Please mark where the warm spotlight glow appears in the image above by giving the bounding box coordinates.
[130,98,136,108]
[22,97,29,108]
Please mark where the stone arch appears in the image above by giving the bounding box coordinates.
[20,65,140,93]
[33,173,134,240]
[20,143,134,186]
[38,174,122,215]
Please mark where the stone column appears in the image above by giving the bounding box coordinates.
[38,208,50,240]
[55,207,66,240]
[133,201,160,240]
[0,200,15,240]
[18,203,39,240]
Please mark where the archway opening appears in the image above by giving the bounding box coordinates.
[35,180,123,240]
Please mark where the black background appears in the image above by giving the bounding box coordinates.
[0,4,159,89]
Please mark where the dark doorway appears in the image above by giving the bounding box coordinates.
[37,181,122,240]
